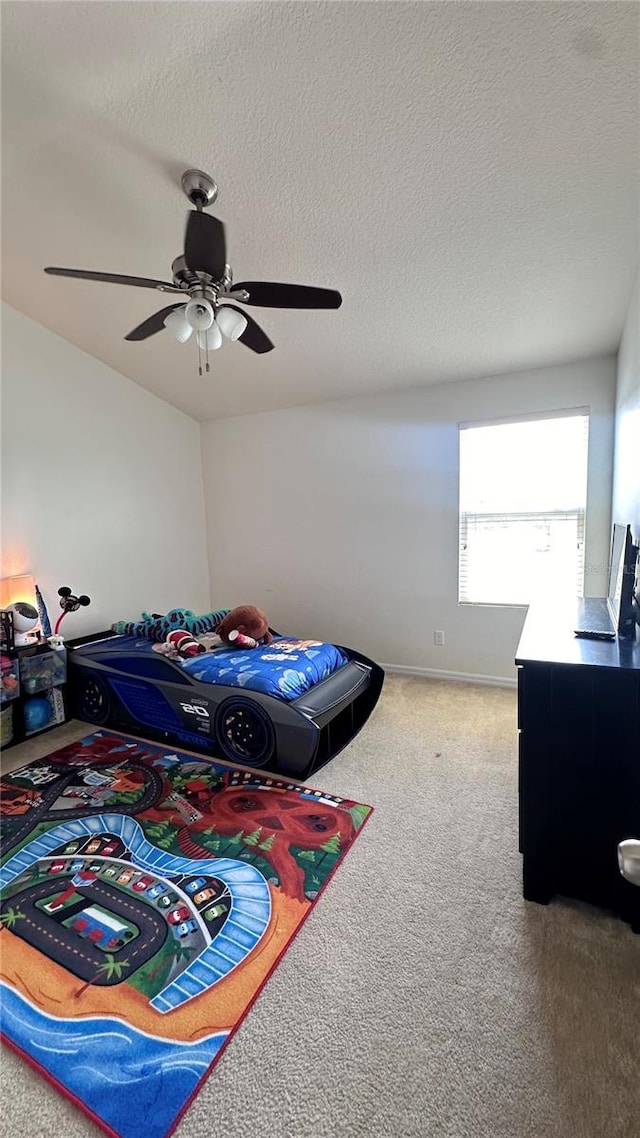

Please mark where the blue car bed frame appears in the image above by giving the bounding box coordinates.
[67,630,384,780]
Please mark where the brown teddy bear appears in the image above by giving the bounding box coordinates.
[217,605,273,648]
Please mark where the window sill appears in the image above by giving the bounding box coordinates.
[458,601,530,610]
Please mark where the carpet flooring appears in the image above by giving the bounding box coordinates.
[1,675,638,1138]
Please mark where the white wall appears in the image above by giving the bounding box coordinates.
[613,269,640,542]
[1,304,210,636]
[201,358,616,681]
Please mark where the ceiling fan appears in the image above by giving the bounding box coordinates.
[44,169,342,373]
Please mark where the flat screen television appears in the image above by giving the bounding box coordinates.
[610,523,639,638]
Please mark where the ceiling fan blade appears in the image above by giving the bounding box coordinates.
[184,211,226,279]
[44,267,181,293]
[233,282,342,309]
[220,305,274,353]
[124,304,184,342]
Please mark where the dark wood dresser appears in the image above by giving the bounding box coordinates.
[516,603,640,929]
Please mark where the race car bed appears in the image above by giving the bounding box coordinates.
[67,629,384,780]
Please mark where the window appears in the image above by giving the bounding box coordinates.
[459,412,589,606]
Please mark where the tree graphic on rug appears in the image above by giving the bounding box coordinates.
[129,936,197,998]
[144,819,181,851]
[289,834,342,896]
[0,907,25,931]
[223,830,245,856]
[242,828,263,848]
[74,953,129,998]
[193,786,357,901]
[138,776,360,901]
[172,942,196,970]
[194,827,221,852]
[317,832,341,869]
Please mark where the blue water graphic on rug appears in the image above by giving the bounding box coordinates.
[1,983,227,1138]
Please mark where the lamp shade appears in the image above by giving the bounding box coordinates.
[197,323,223,351]
[217,306,248,341]
[1,575,39,644]
[1,574,36,609]
[185,298,214,332]
[164,307,193,343]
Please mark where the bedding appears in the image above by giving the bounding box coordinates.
[103,635,347,702]
[180,636,347,700]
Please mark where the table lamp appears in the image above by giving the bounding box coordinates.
[0,575,39,646]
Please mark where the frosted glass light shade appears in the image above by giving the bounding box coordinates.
[217,306,248,341]
[185,298,214,332]
[197,323,223,351]
[164,307,193,343]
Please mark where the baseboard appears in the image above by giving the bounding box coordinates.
[380,662,517,689]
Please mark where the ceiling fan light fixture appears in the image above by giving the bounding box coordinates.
[163,306,193,343]
[217,306,248,342]
[197,323,223,351]
[43,170,342,362]
[185,297,214,332]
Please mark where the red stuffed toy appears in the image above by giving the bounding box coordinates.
[152,629,206,659]
[218,605,273,648]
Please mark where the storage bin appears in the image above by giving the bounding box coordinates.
[0,654,20,702]
[19,649,66,695]
[23,686,66,736]
[0,703,14,746]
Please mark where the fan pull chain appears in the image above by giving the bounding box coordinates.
[206,339,210,373]
[198,336,203,377]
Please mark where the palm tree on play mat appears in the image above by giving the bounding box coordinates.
[162,940,196,984]
[27,864,43,885]
[74,953,129,998]
[143,939,193,992]
[0,907,25,931]
[172,941,195,968]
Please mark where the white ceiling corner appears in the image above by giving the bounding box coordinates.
[1,0,638,421]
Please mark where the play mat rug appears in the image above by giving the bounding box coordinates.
[0,732,372,1138]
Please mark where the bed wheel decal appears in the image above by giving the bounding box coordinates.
[76,672,111,725]
[214,698,276,769]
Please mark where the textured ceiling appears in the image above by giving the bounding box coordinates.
[2,1,638,421]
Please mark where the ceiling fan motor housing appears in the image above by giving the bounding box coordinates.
[170,255,231,293]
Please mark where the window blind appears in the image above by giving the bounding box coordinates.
[459,414,589,606]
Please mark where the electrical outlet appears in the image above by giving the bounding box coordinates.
[434,630,445,646]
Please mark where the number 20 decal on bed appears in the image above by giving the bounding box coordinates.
[180,702,210,717]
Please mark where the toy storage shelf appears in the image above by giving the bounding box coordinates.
[1,640,69,751]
